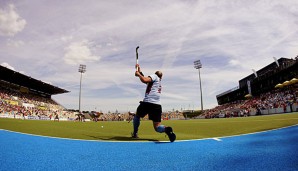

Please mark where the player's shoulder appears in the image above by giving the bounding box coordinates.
[149,74,159,82]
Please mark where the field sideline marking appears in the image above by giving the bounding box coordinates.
[191,117,298,124]
[212,138,222,141]
[1,123,297,143]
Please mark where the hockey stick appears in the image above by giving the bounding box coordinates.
[135,46,144,77]
[136,46,139,72]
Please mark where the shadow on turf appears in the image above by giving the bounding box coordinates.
[85,135,160,142]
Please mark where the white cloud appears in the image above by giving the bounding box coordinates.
[7,39,24,47]
[64,40,100,65]
[1,62,15,70]
[61,36,73,42]
[229,59,240,66]
[0,4,26,36]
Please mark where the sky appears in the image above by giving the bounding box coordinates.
[0,0,298,113]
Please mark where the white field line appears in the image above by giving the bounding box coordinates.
[192,118,298,124]
[212,138,222,141]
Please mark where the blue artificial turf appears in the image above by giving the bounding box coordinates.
[0,125,297,171]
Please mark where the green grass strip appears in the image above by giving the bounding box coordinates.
[1,113,298,141]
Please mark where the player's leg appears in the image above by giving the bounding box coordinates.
[152,121,176,142]
[153,122,165,132]
[149,104,176,142]
[149,104,166,133]
[132,102,146,138]
[132,114,140,138]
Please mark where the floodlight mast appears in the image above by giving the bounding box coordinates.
[78,64,86,112]
[194,60,203,111]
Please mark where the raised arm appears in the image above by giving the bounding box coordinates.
[135,64,151,84]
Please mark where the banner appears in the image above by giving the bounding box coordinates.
[5,100,18,106]
[27,115,50,120]
[38,106,48,110]
[23,103,35,108]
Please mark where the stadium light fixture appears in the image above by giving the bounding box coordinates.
[78,64,86,112]
[194,60,203,111]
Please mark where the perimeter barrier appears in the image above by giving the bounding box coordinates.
[249,103,298,115]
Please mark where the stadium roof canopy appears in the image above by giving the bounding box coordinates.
[0,65,69,95]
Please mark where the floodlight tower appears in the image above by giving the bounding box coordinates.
[194,60,203,111]
[78,64,86,112]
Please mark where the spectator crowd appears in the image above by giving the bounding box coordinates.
[204,86,298,118]
[1,80,297,121]
[0,86,75,120]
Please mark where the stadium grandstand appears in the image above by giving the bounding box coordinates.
[216,57,298,104]
[205,56,298,119]
[0,65,77,120]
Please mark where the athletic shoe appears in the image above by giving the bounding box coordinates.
[131,132,139,138]
[165,127,176,142]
